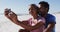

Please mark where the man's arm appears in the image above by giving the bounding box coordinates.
[43,23,55,32]
[43,15,56,32]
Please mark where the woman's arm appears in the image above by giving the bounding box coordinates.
[4,9,45,31]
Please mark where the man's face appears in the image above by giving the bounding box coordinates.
[39,4,48,15]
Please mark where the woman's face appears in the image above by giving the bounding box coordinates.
[29,6,37,16]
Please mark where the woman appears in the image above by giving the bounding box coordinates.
[4,4,45,32]
[19,4,45,32]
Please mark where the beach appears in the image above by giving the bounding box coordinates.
[0,13,60,32]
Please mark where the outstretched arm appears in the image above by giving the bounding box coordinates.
[4,9,44,31]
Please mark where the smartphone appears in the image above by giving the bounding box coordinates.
[8,9,13,16]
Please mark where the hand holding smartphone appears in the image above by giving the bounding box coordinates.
[5,8,13,16]
[8,9,13,16]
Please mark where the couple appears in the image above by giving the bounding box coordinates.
[4,1,56,32]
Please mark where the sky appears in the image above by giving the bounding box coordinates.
[0,0,60,14]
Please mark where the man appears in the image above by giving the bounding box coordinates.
[4,1,56,32]
[38,1,56,32]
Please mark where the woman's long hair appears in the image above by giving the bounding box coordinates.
[29,4,40,15]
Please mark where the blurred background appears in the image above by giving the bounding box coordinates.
[0,0,60,32]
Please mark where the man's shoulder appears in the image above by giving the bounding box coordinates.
[47,14,55,18]
[46,14,56,23]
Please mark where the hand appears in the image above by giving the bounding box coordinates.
[4,8,18,22]
[43,29,51,32]
[43,29,46,32]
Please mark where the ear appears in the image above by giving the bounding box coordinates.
[46,8,49,12]
[46,8,48,10]
[46,8,48,11]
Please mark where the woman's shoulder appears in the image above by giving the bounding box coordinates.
[37,16,45,23]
